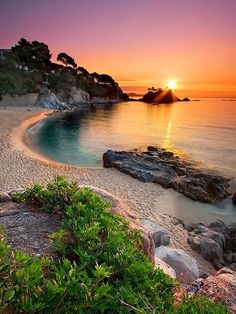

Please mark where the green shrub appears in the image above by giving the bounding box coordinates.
[5,177,228,313]
[0,73,16,95]
[177,295,227,314]
[12,175,79,212]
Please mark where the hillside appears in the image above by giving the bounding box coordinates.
[0,38,128,106]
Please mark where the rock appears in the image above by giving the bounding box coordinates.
[155,246,199,284]
[34,86,68,110]
[198,237,224,269]
[141,89,180,104]
[187,220,236,269]
[192,268,236,313]
[7,188,25,196]
[232,193,236,205]
[141,219,170,247]
[120,93,129,101]
[103,147,230,203]
[182,97,190,101]
[155,257,176,279]
[0,192,11,203]
[57,87,90,105]
[78,185,155,263]
[226,252,236,264]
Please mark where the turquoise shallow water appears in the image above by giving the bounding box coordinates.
[28,99,236,223]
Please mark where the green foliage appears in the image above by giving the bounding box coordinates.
[4,177,228,313]
[0,73,16,96]
[0,38,123,99]
[177,296,227,314]
[12,175,78,212]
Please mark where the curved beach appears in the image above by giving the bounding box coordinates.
[0,106,215,274]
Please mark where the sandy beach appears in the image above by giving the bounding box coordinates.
[0,106,215,274]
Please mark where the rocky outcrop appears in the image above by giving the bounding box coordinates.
[141,219,170,247]
[57,87,90,106]
[103,147,231,203]
[187,220,236,269]
[141,89,180,104]
[34,86,68,110]
[190,268,236,313]
[78,185,155,262]
[155,246,199,284]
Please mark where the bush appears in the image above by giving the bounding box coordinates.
[5,177,228,313]
[12,175,79,213]
[0,73,16,95]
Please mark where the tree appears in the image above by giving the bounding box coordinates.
[11,38,52,73]
[77,66,89,76]
[99,74,116,86]
[57,52,77,69]
[90,72,101,83]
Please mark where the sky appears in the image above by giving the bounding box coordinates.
[1,0,236,97]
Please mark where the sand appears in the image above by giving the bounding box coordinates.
[0,106,215,274]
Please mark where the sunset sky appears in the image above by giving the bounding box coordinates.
[1,0,236,97]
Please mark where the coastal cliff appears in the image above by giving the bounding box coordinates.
[0,38,125,108]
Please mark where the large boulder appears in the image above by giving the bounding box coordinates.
[35,86,68,110]
[141,219,170,247]
[155,246,199,284]
[103,147,230,203]
[192,268,236,313]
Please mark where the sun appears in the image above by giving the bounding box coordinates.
[167,80,177,90]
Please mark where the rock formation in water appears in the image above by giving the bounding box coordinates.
[103,146,231,203]
[141,88,180,104]
[140,89,191,104]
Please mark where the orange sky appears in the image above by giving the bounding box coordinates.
[1,0,236,97]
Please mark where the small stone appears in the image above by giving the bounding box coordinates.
[0,192,11,203]
[232,193,236,205]
[8,188,25,196]
[226,252,236,264]
[141,219,170,247]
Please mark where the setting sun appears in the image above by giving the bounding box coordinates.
[167,80,177,90]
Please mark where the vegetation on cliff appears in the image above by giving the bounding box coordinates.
[0,176,227,313]
[0,38,125,101]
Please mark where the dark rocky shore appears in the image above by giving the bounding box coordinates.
[103,146,231,203]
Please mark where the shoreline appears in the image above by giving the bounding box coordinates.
[0,106,216,274]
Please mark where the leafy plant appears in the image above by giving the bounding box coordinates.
[12,175,79,213]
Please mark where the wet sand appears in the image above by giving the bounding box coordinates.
[0,106,215,274]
